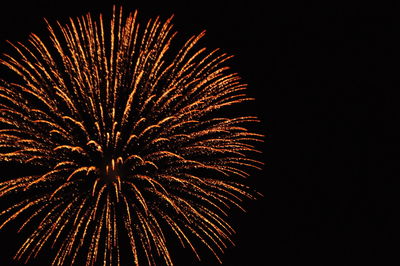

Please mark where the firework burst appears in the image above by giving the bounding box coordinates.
[0,6,263,266]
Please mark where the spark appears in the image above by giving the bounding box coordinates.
[0,6,263,266]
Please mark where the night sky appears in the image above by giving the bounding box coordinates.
[0,1,392,265]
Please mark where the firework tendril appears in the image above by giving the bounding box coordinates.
[0,6,263,266]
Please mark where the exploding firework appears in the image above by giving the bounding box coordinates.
[0,6,263,266]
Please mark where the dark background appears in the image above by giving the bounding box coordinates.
[0,1,392,265]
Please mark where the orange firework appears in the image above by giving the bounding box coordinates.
[0,6,263,266]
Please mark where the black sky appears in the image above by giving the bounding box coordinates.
[0,1,393,265]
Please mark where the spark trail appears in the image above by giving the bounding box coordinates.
[0,6,263,266]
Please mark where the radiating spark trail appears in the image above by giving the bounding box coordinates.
[0,6,263,266]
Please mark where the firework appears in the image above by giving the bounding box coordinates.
[0,6,263,266]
